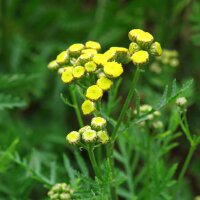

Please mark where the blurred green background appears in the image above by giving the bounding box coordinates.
[0,0,200,199]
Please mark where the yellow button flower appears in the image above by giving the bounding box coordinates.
[56,51,69,65]
[68,43,84,57]
[128,29,144,42]
[103,61,123,78]
[136,32,154,46]
[150,42,162,56]
[85,61,97,72]
[76,53,91,65]
[86,85,103,101]
[79,125,91,134]
[81,100,96,115]
[66,131,80,144]
[61,67,74,83]
[85,41,101,51]
[131,50,149,66]
[82,130,97,142]
[72,66,85,79]
[97,76,113,91]
[91,117,107,130]
[103,49,116,61]
[48,60,59,70]
[93,54,108,66]
[97,130,109,144]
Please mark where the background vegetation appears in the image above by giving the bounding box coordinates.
[0,0,200,199]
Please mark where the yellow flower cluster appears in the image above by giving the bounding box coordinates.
[48,28,162,115]
[66,117,109,145]
[128,29,162,66]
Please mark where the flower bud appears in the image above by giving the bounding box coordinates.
[68,43,84,57]
[85,41,101,51]
[97,76,113,91]
[48,60,60,70]
[61,67,74,83]
[136,31,154,47]
[66,131,80,144]
[82,130,97,142]
[103,61,123,78]
[176,97,187,107]
[129,42,140,55]
[150,42,162,56]
[91,117,106,130]
[128,29,144,42]
[131,50,149,66]
[79,125,91,134]
[72,66,85,79]
[85,61,97,72]
[86,85,103,101]
[81,100,96,115]
[56,51,69,65]
[97,130,109,144]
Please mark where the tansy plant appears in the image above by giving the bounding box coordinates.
[47,29,199,200]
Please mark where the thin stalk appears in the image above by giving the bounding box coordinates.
[87,145,101,179]
[107,67,140,200]
[69,86,84,128]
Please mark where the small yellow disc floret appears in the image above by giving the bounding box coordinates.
[131,50,149,66]
[128,29,144,42]
[66,131,80,144]
[61,68,74,83]
[81,100,96,115]
[72,66,85,79]
[86,85,103,101]
[103,61,123,78]
[97,76,113,91]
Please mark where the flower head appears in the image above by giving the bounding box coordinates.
[85,61,97,72]
[131,50,149,66]
[150,42,162,56]
[56,51,69,65]
[136,31,154,47]
[176,97,187,107]
[97,76,113,91]
[82,130,97,142]
[61,67,74,83]
[129,42,140,55]
[66,131,80,144]
[103,61,123,78]
[72,66,85,79]
[128,29,144,42]
[68,43,84,57]
[48,60,59,70]
[97,130,109,144]
[86,85,103,101]
[85,41,101,51]
[91,117,107,130]
[81,100,96,115]
[93,54,108,66]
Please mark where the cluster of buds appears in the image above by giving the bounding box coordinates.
[66,117,109,145]
[48,183,74,200]
[150,49,179,74]
[48,29,162,115]
[134,104,164,130]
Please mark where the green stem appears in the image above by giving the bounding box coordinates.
[69,86,84,128]
[87,145,101,179]
[107,67,140,200]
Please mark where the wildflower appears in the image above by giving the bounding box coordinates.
[82,130,97,142]
[86,85,103,101]
[176,97,187,107]
[56,51,69,65]
[103,49,116,61]
[48,60,59,70]
[136,31,154,47]
[72,66,85,79]
[129,42,140,55]
[85,61,97,72]
[68,43,84,57]
[131,50,149,66]
[79,125,91,134]
[91,117,106,130]
[81,100,96,115]
[66,131,80,144]
[61,67,74,83]
[103,61,123,78]
[48,183,73,200]
[150,42,162,56]
[97,76,113,91]
[93,54,108,66]
[128,29,144,42]
[85,41,101,51]
[97,130,109,144]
